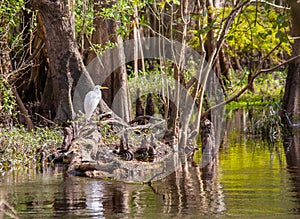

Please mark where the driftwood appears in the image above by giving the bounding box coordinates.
[53,110,216,183]
[56,116,181,183]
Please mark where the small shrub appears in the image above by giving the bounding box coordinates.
[0,126,63,171]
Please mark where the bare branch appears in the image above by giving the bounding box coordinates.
[256,42,282,70]
[7,40,44,80]
[260,55,300,73]
[250,0,290,10]
[202,54,300,118]
[35,113,56,125]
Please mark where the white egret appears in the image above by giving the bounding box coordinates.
[84,85,108,121]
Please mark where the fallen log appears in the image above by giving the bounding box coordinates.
[57,118,180,183]
[53,114,216,183]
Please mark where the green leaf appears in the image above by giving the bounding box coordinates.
[113,12,119,20]
[276,15,285,24]
[227,35,234,41]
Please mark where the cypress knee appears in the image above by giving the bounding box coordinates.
[146,93,155,116]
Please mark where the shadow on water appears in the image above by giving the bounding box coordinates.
[283,128,300,215]
[0,109,300,218]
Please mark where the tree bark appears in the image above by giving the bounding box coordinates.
[86,0,131,122]
[31,0,87,123]
[282,0,300,125]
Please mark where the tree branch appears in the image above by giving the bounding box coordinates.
[202,54,300,118]
[12,88,35,131]
[250,0,290,10]
[260,55,300,73]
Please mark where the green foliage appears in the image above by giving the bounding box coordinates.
[74,0,94,37]
[99,0,139,38]
[129,70,173,94]
[98,0,180,38]
[0,78,16,119]
[226,5,291,62]
[226,70,286,110]
[189,5,291,63]
[158,0,180,8]
[0,0,35,51]
[0,0,24,26]
[99,123,118,144]
[0,126,63,171]
[91,41,118,55]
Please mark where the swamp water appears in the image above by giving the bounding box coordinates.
[0,110,300,218]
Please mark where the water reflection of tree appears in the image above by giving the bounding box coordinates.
[149,155,225,216]
[102,184,130,215]
[284,129,300,214]
[53,172,88,216]
[50,156,226,217]
[93,155,226,217]
[53,173,131,218]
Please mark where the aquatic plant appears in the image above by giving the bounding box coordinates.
[250,101,283,142]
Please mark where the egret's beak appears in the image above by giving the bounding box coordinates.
[100,86,109,90]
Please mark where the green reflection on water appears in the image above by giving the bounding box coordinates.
[219,130,297,217]
[0,125,299,218]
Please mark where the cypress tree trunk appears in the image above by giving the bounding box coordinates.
[86,0,131,122]
[31,0,87,123]
[282,0,300,125]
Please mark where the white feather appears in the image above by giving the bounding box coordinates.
[84,86,102,121]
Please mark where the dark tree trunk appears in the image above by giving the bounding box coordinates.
[282,0,300,125]
[283,129,300,213]
[135,88,145,125]
[284,130,300,167]
[86,0,131,122]
[146,93,155,117]
[31,0,86,123]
